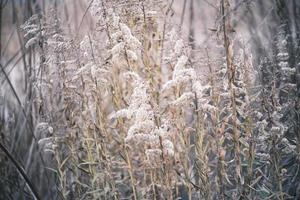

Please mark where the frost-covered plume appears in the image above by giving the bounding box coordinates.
[276,25,290,70]
[77,35,109,84]
[21,14,41,49]
[193,81,217,114]
[112,72,175,164]
[90,0,102,17]
[162,55,195,95]
[275,24,297,98]
[106,10,142,67]
[164,28,185,62]
[79,35,95,59]
[174,39,185,57]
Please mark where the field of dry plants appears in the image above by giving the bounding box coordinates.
[0,0,300,199]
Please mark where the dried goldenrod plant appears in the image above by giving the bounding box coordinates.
[1,0,300,199]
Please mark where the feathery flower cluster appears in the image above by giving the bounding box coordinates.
[112,72,174,165]
[193,81,217,114]
[162,33,199,112]
[107,10,142,67]
[170,92,194,106]
[162,55,195,95]
[21,14,41,49]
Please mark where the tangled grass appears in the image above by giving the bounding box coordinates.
[0,0,300,199]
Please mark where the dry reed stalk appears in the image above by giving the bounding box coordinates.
[221,0,242,194]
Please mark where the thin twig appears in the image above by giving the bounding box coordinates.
[0,142,41,200]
